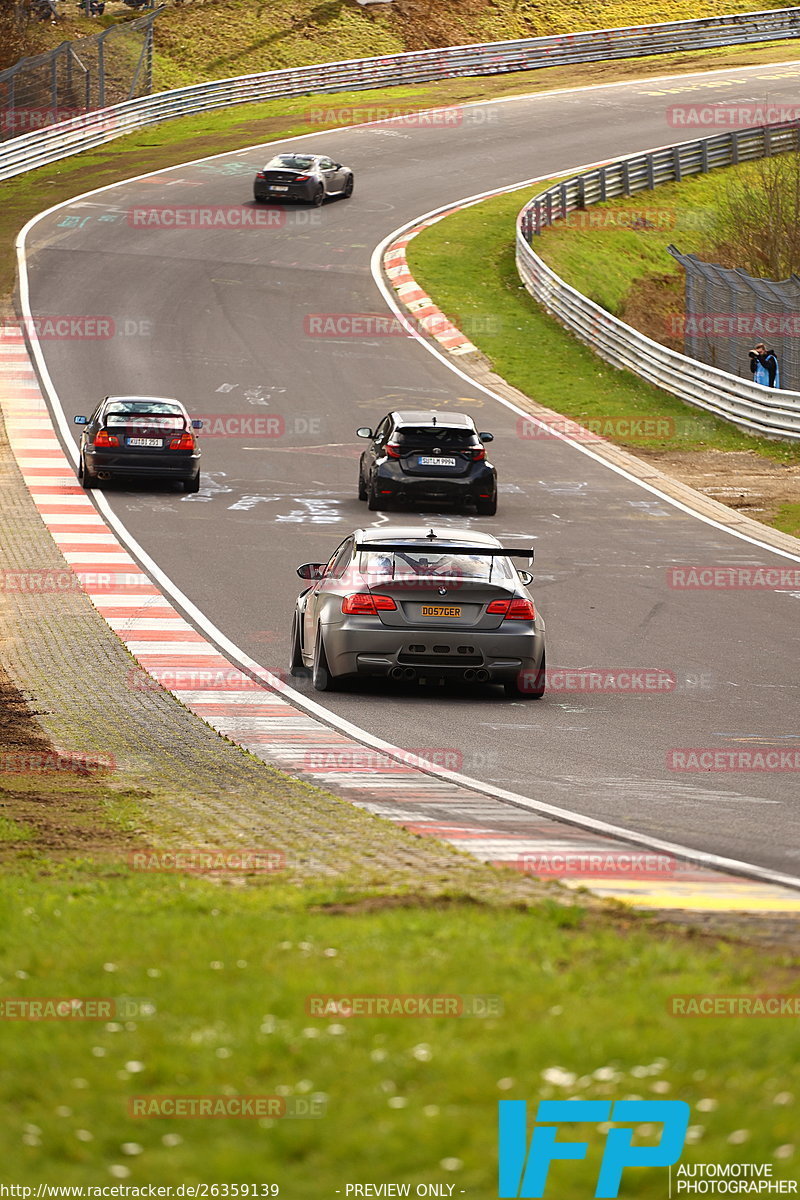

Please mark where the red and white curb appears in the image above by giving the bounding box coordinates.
[2,328,800,912]
[384,218,478,356]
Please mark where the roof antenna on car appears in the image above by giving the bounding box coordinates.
[431,416,437,425]
[425,529,438,541]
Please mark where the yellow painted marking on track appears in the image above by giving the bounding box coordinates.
[562,879,800,911]
[644,67,800,95]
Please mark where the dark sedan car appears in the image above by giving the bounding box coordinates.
[289,524,545,699]
[357,410,498,514]
[253,152,354,206]
[74,395,202,492]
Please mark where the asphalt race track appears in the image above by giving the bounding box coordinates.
[21,61,800,875]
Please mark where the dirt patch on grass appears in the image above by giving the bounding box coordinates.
[621,272,684,352]
[0,674,50,757]
[638,447,800,532]
[0,668,135,863]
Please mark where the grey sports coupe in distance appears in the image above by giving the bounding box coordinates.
[289,525,546,699]
[254,152,354,205]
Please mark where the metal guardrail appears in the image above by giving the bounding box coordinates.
[517,124,800,441]
[2,6,800,181]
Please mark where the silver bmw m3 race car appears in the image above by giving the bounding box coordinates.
[289,524,546,699]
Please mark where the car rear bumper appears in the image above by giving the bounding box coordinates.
[254,182,316,203]
[372,464,496,506]
[321,619,544,684]
[84,449,200,479]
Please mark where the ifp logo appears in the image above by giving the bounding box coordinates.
[499,1099,689,1197]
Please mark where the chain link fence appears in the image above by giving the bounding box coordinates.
[668,244,800,392]
[0,7,160,141]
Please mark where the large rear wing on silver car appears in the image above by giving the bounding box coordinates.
[356,542,534,560]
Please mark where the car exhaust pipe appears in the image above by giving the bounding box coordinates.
[475,669,490,683]
[464,669,475,682]
[390,666,405,681]
[97,472,112,480]
[403,667,416,680]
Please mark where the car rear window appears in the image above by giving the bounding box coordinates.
[396,427,476,448]
[269,155,315,170]
[357,549,514,583]
[105,413,185,430]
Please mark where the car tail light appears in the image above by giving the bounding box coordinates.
[93,429,119,447]
[384,442,402,458]
[293,174,311,182]
[169,431,195,450]
[486,597,536,620]
[342,593,397,615]
[469,446,486,461]
[255,172,266,180]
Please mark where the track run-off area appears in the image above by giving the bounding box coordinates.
[11,58,800,906]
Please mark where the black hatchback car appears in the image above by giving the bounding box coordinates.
[357,410,498,514]
[74,396,202,492]
[253,152,354,206]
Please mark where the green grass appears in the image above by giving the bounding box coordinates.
[1,867,798,1190]
[533,172,724,316]
[406,183,800,466]
[0,815,34,843]
[772,501,800,539]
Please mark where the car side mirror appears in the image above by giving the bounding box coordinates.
[517,569,533,586]
[356,427,373,439]
[297,563,326,580]
[73,415,88,425]
[478,432,493,443]
[191,419,204,430]
[333,163,342,169]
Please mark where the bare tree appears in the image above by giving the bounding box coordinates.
[715,145,800,280]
